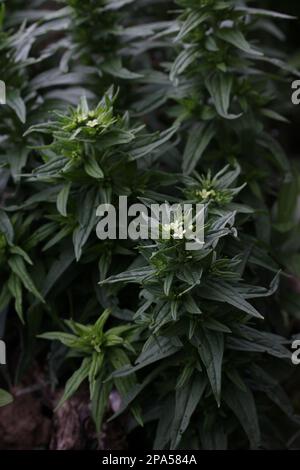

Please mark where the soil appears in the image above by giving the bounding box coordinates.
[0,367,127,450]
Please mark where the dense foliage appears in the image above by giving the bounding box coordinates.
[1,0,300,450]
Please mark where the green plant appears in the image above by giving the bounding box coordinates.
[39,308,142,431]
[0,0,300,451]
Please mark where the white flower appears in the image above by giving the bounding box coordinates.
[87,119,99,128]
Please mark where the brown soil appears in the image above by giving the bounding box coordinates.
[0,368,126,450]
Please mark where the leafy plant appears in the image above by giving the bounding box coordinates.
[0,0,299,451]
[39,308,141,431]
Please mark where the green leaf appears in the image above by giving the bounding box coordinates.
[170,47,199,81]
[103,0,140,11]
[94,308,111,335]
[154,398,175,450]
[102,58,142,79]
[277,173,299,226]
[182,123,215,175]
[100,267,155,285]
[56,183,71,217]
[261,108,289,124]
[0,210,14,245]
[200,421,227,450]
[223,384,260,449]
[0,389,13,407]
[41,247,75,297]
[108,367,164,423]
[9,246,33,265]
[163,272,174,296]
[228,331,290,359]
[250,366,294,418]
[237,7,296,20]
[199,280,263,319]
[196,329,224,406]
[217,29,263,56]
[130,125,178,160]
[91,376,111,433]
[111,337,182,377]
[0,283,11,312]
[7,89,26,123]
[185,294,202,314]
[258,133,290,173]
[205,74,242,120]
[42,226,71,251]
[176,363,194,389]
[89,351,104,397]
[170,300,179,321]
[56,357,91,409]
[175,12,210,42]
[7,273,24,323]
[170,374,206,449]
[8,255,45,304]
[110,348,143,426]
[73,188,98,261]
[38,331,79,348]
[204,318,231,334]
[84,156,104,179]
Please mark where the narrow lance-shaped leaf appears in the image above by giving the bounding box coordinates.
[199,280,263,319]
[56,182,71,217]
[217,29,263,56]
[91,375,112,433]
[182,123,215,175]
[175,11,210,42]
[109,348,143,426]
[0,210,14,245]
[7,273,24,323]
[6,89,26,123]
[130,125,179,160]
[8,255,45,304]
[206,74,242,120]
[196,329,224,407]
[170,374,207,449]
[56,357,92,409]
[236,7,296,20]
[223,383,261,449]
[111,337,182,378]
